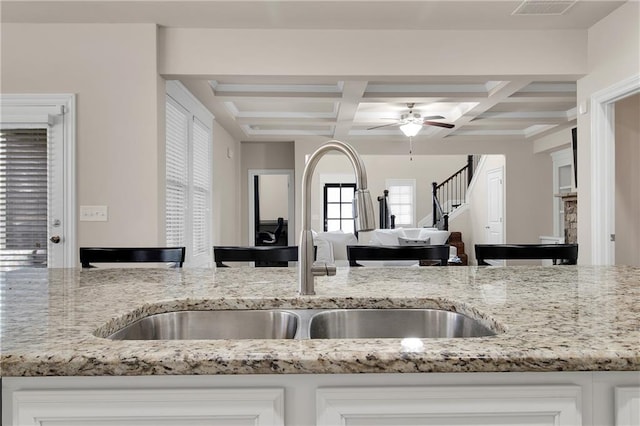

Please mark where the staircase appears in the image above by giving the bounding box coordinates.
[431,155,480,231]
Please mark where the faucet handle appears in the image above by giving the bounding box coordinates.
[311,262,337,276]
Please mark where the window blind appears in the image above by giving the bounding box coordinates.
[191,118,210,258]
[165,83,213,267]
[165,100,189,247]
[0,128,48,270]
[387,180,416,227]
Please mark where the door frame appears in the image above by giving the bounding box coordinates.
[247,169,295,247]
[589,74,640,265]
[0,94,77,268]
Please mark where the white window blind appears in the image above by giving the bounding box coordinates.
[191,118,210,258]
[165,99,189,248]
[0,128,48,270]
[165,81,213,267]
[386,179,416,227]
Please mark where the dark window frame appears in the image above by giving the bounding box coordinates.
[323,183,356,232]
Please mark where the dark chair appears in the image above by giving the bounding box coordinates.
[80,247,186,268]
[346,245,450,267]
[475,244,578,266]
[256,217,285,245]
[214,245,299,267]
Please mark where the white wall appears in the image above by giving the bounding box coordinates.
[577,1,640,264]
[615,93,640,266]
[1,24,163,255]
[259,175,290,221]
[211,121,242,246]
[160,28,586,76]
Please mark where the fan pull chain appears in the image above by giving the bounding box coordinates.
[409,136,413,161]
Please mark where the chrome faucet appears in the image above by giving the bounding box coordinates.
[298,140,376,295]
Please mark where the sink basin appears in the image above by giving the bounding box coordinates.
[107,310,298,340]
[308,309,496,339]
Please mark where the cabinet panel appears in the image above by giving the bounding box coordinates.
[13,388,284,426]
[317,385,581,426]
[615,386,640,426]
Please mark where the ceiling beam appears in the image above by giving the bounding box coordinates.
[333,80,369,141]
[436,79,534,138]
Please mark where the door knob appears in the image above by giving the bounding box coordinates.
[50,236,61,244]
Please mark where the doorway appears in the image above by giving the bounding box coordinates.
[590,74,640,265]
[486,167,505,245]
[248,169,295,247]
[0,94,76,269]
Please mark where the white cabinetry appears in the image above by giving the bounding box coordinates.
[615,386,640,426]
[4,372,639,426]
[11,388,284,426]
[317,386,581,426]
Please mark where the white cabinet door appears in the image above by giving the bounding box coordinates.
[12,388,284,426]
[317,385,581,426]
[616,386,640,426]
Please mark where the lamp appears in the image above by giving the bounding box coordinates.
[399,122,422,137]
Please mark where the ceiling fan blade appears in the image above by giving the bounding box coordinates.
[367,123,400,130]
[421,115,445,120]
[423,121,455,129]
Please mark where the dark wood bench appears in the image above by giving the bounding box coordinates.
[346,245,450,267]
[80,247,186,268]
[475,244,578,265]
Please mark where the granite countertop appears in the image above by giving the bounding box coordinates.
[1,266,638,376]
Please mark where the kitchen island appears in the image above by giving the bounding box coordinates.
[2,266,639,425]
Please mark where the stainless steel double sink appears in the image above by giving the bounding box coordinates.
[107,308,498,340]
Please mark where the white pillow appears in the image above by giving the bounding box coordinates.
[418,229,450,245]
[401,228,423,239]
[398,236,430,246]
[371,228,406,246]
[316,230,358,261]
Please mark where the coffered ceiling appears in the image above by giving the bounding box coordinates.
[3,0,627,144]
[205,76,578,143]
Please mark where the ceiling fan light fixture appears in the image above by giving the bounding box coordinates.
[400,122,422,137]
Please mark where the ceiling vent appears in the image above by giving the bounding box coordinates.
[512,0,578,15]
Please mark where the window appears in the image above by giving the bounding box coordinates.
[323,183,356,233]
[165,81,212,267]
[386,179,416,227]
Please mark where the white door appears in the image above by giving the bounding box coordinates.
[0,95,76,269]
[486,167,504,244]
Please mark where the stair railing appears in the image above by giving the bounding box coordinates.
[432,155,479,230]
[377,189,395,229]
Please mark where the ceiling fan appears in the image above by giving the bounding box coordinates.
[367,103,455,137]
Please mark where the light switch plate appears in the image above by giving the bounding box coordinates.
[80,205,108,221]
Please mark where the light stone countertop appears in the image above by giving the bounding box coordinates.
[1,265,638,376]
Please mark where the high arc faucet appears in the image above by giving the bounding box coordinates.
[298,140,376,295]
